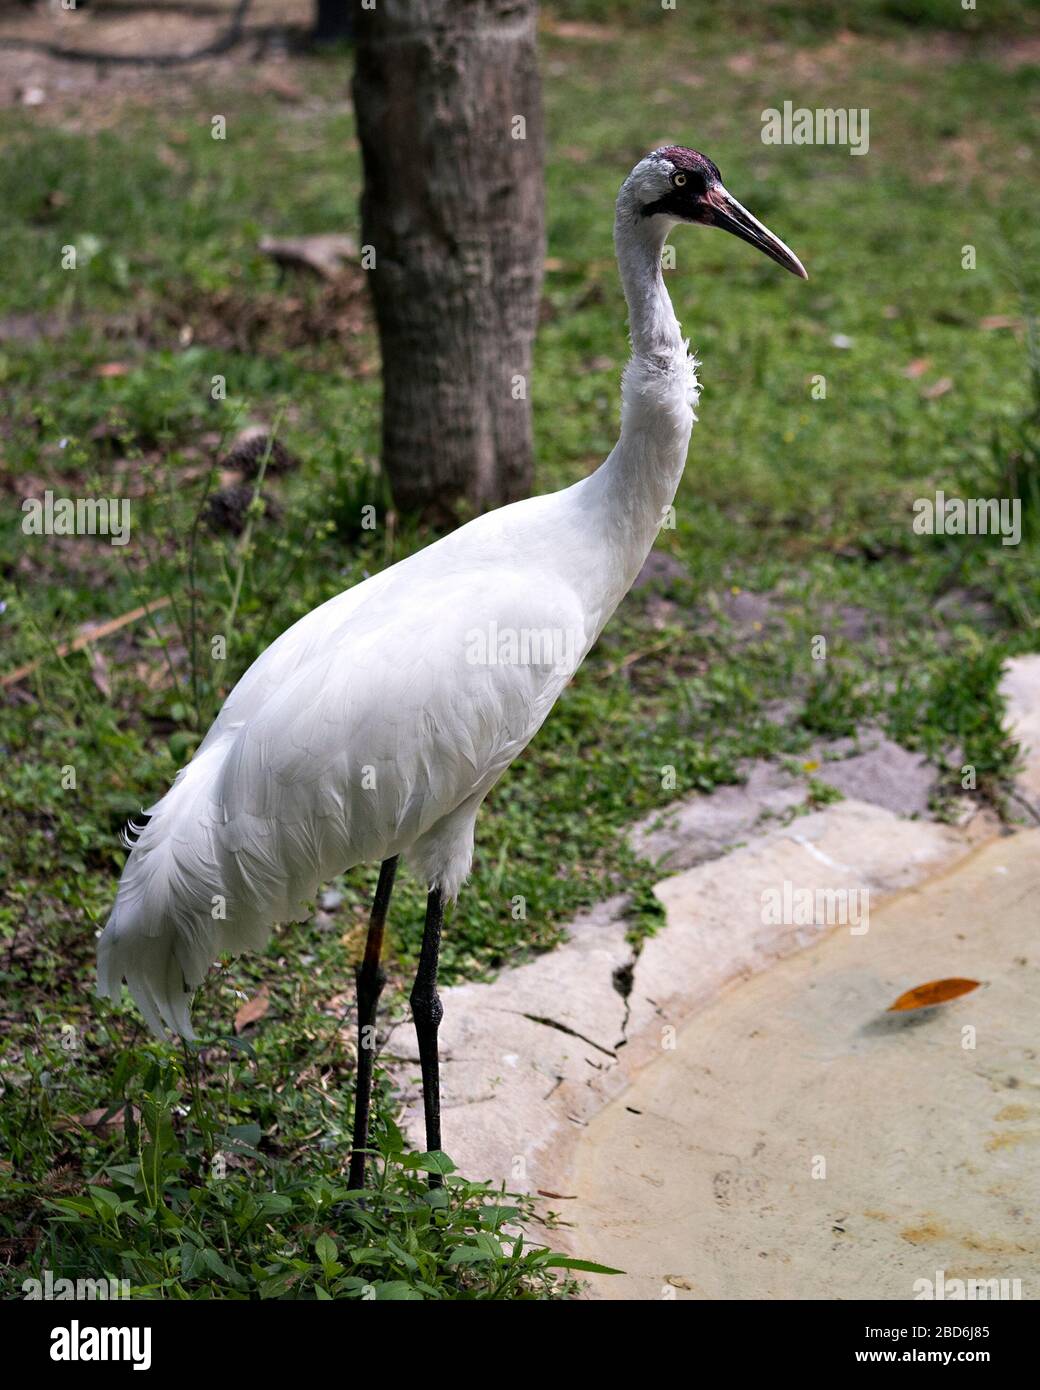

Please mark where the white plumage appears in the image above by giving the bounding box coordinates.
[98,147,805,1042]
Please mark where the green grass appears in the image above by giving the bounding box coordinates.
[4,1040,600,1300]
[1,5,1038,1297]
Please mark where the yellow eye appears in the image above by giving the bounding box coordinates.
[673,172,687,187]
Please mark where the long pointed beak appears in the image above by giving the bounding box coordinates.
[706,185,808,279]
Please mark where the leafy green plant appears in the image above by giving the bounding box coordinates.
[1,1039,615,1300]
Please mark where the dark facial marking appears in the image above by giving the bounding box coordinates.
[639,146,723,221]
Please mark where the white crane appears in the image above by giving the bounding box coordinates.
[98,147,806,1188]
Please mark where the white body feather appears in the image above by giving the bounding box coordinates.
[97,153,699,1037]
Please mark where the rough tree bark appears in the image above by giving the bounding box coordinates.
[353,0,544,523]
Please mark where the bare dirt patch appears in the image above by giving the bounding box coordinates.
[0,0,315,120]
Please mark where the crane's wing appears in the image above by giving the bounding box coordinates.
[99,540,588,1038]
[209,567,588,924]
[194,563,398,757]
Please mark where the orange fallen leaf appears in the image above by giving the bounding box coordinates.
[234,986,270,1033]
[94,362,130,378]
[978,315,1023,332]
[902,357,930,379]
[887,978,980,1012]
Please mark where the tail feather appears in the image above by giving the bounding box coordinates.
[97,741,253,1039]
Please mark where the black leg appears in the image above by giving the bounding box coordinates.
[347,856,398,1191]
[410,887,445,1188]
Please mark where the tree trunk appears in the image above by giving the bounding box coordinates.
[312,0,354,45]
[353,0,544,524]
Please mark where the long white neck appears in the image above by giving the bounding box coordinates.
[577,193,698,620]
[614,199,684,361]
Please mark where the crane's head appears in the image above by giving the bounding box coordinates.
[623,146,807,279]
